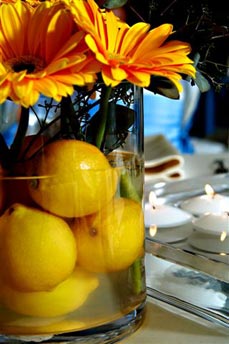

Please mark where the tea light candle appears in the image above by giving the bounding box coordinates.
[144,191,192,228]
[147,223,193,243]
[189,212,229,253]
[192,212,229,236]
[180,184,229,216]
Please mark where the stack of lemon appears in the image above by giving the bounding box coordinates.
[0,140,144,319]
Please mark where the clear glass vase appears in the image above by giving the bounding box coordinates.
[0,82,146,343]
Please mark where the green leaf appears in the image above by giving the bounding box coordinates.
[130,258,145,294]
[146,76,180,99]
[114,104,135,130]
[86,103,134,152]
[194,70,211,93]
[103,0,128,9]
[120,171,141,203]
[60,96,81,139]
[0,133,10,169]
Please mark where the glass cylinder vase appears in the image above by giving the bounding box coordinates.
[0,81,146,343]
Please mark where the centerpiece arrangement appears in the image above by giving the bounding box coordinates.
[0,0,195,342]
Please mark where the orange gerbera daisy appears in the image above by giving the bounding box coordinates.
[68,0,196,91]
[0,0,16,3]
[0,0,100,107]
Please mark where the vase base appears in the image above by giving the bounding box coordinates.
[0,302,146,344]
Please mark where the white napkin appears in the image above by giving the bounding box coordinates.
[144,134,184,182]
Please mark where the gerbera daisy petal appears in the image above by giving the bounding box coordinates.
[85,35,108,64]
[126,71,151,87]
[53,31,87,61]
[130,25,174,61]
[45,7,76,63]
[0,82,10,104]
[12,79,40,106]
[0,0,196,108]
[49,78,75,98]
[119,22,150,55]
[147,24,173,48]
[68,0,195,88]
[104,10,126,53]
[111,67,127,81]
[35,77,60,98]
[0,1,30,57]
[101,67,120,87]
[0,1,98,107]
[26,2,45,55]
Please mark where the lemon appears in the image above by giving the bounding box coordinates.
[27,139,118,218]
[0,267,99,317]
[72,197,144,272]
[0,203,77,292]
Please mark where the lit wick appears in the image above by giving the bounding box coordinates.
[149,224,157,237]
[144,191,192,228]
[149,191,157,210]
[180,183,229,216]
[220,211,229,242]
[205,183,216,199]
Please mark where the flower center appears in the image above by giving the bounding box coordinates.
[6,55,45,74]
[108,53,128,66]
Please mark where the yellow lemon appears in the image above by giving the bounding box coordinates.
[72,198,144,272]
[0,267,99,318]
[0,203,77,292]
[27,140,118,218]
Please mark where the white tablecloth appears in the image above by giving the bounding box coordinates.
[182,152,229,179]
[122,297,229,344]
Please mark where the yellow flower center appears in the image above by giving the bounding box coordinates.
[6,55,45,74]
[108,53,128,66]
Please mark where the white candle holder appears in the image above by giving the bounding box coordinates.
[179,193,229,217]
[147,223,193,243]
[144,191,192,228]
[188,213,229,253]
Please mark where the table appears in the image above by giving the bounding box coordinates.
[182,152,229,179]
[122,297,229,343]
[124,153,229,343]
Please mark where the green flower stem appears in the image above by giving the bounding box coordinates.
[0,134,10,169]
[130,258,144,295]
[120,171,141,203]
[60,96,80,138]
[95,85,112,149]
[119,170,144,295]
[94,83,144,295]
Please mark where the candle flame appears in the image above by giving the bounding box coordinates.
[149,191,157,208]
[220,231,227,242]
[220,212,229,242]
[205,184,215,198]
[149,225,157,237]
